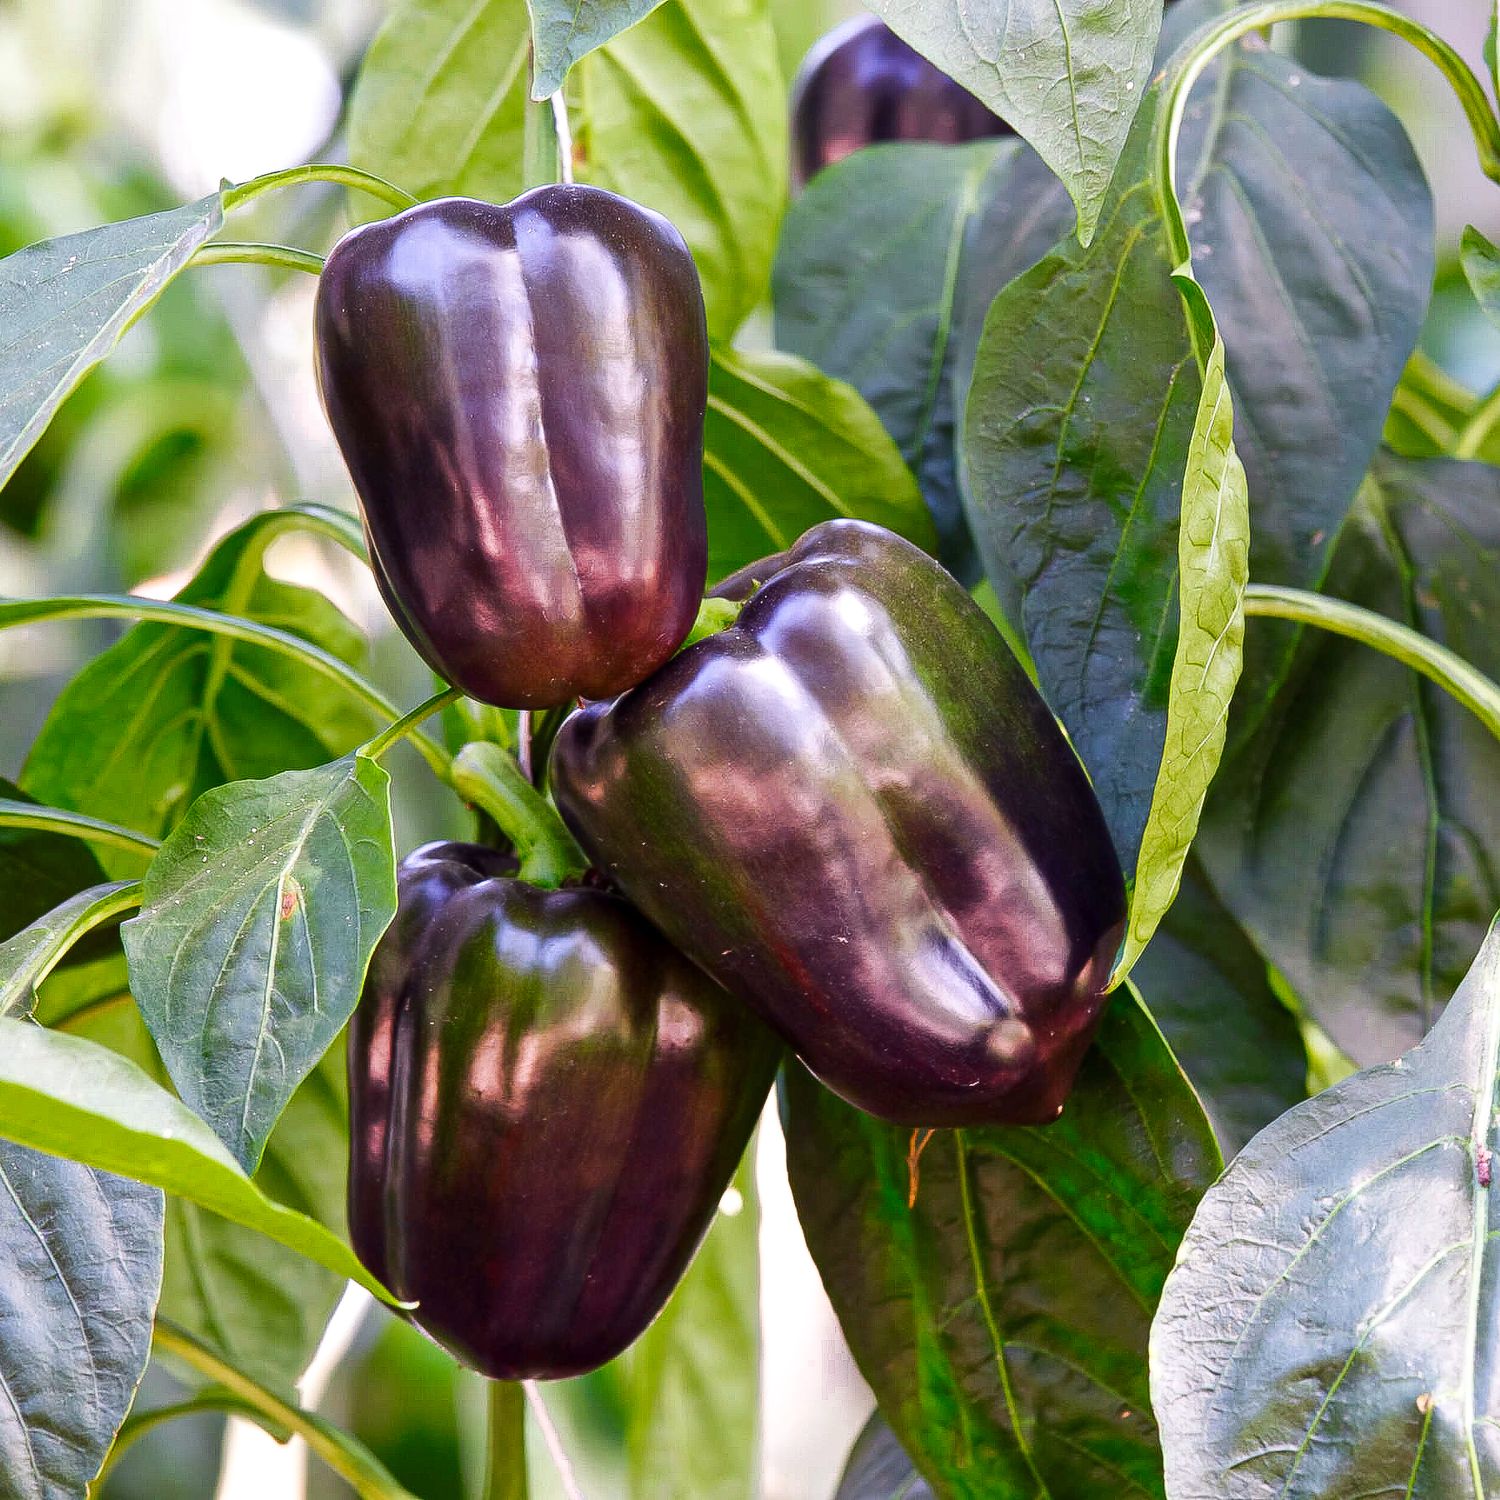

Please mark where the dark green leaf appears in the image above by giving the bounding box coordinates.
[0,776,113,953]
[0,195,223,492]
[0,1144,162,1500]
[783,992,1221,1499]
[773,140,1007,580]
[1462,225,1500,331]
[1151,918,1500,1497]
[121,754,396,1172]
[528,0,665,95]
[835,1415,934,1500]
[963,93,1200,870]
[1200,452,1500,1066]
[704,348,934,582]
[0,1017,387,1296]
[623,1156,759,1500]
[1132,857,1306,1157]
[23,509,372,874]
[568,0,786,340]
[861,0,1159,244]
[0,882,139,1020]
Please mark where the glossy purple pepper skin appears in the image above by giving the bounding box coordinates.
[348,842,779,1380]
[790,16,1011,189]
[550,521,1126,1128]
[314,187,709,708]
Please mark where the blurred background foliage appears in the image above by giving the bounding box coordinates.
[0,0,1494,1495]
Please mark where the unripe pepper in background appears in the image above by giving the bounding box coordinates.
[315,187,710,709]
[790,15,1010,188]
[348,842,780,1380]
[551,521,1126,1128]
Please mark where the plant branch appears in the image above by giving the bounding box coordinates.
[0,594,449,778]
[484,1381,528,1500]
[152,1320,420,1500]
[1455,378,1500,460]
[1243,584,1500,743]
[0,802,159,856]
[94,1392,268,1488]
[450,742,588,888]
[189,242,325,276]
[364,687,463,763]
[221,163,417,215]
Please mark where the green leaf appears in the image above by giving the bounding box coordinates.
[346,0,531,215]
[0,776,114,956]
[0,882,140,1021]
[1488,3,1498,97]
[527,0,666,95]
[1151,917,1500,1496]
[0,195,223,493]
[348,0,786,342]
[0,1143,162,1500]
[1462,225,1500,331]
[861,0,1159,244]
[36,988,351,1398]
[783,991,1221,1499]
[772,140,1010,582]
[834,1415,933,1500]
[704,347,934,582]
[0,1017,390,1300]
[23,509,373,874]
[121,754,396,1172]
[568,0,786,340]
[1199,452,1500,1067]
[623,1156,759,1500]
[1115,275,1247,978]
[962,95,1200,870]
[1131,856,1307,1157]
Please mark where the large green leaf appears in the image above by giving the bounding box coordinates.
[22,508,372,873]
[38,987,351,1399]
[1131,857,1306,1157]
[1199,453,1500,1066]
[0,195,223,492]
[773,140,1007,580]
[527,0,666,96]
[122,754,396,1172]
[1151,918,1500,1497]
[861,0,1159,245]
[783,992,1221,1499]
[623,1155,759,1500]
[0,1017,388,1299]
[0,881,139,1020]
[703,348,934,582]
[348,0,786,342]
[0,1144,161,1500]
[963,94,1200,871]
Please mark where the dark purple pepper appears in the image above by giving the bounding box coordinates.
[550,521,1126,1128]
[790,16,1011,188]
[314,187,709,708]
[348,842,780,1380]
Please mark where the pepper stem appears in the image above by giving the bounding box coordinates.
[524,46,562,190]
[450,741,589,888]
[483,1380,528,1500]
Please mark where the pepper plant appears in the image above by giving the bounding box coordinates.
[3,0,1500,1496]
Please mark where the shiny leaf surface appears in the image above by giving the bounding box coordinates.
[1152,919,1500,1497]
[783,992,1220,1497]
[122,755,395,1172]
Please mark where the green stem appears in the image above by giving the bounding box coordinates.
[524,53,562,191]
[189,242,324,276]
[1455,379,1500,460]
[484,1382,529,1500]
[221,163,417,215]
[0,594,448,778]
[364,687,463,762]
[0,802,159,856]
[152,1320,420,1500]
[450,742,588,888]
[1243,584,1500,743]
[1155,2,1500,271]
[94,1393,268,1489]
